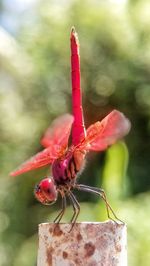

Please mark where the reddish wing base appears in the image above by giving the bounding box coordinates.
[79,110,131,152]
[41,114,73,148]
[10,110,130,177]
[10,114,74,176]
[10,147,56,176]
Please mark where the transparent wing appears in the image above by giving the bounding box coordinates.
[10,114,74,176]
[41,114,74,148]
[10,147,57,176]
[80,110,131,151]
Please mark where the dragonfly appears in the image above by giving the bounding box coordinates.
[10,28,131,225]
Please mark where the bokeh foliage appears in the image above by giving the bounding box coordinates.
[0,0,150,265]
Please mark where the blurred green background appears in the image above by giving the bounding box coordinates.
[0,0,150,265]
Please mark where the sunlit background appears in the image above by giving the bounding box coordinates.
[0,0,150,265]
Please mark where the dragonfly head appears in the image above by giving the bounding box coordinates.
[34,177,58,205]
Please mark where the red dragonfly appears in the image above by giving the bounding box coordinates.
[10,28,131,224]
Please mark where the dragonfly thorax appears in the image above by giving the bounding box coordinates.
[52,148,86,185]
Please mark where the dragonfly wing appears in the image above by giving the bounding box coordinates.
[10,147,57,176]
[81,110,131,151]
[10,114,73,177]
[41,114,74,148]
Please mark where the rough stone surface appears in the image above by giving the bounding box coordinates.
[37,221,127,266]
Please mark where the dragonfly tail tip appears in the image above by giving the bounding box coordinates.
[71,26,76,34]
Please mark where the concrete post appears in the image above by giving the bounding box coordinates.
[37,221,127,266]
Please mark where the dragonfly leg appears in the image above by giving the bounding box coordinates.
[76,184,123,223]
[53,195,67,223]
[68,191,80,231]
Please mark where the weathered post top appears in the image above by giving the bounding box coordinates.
[37,221,127,266]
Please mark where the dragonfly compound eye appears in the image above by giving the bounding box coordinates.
[34,177,58,205]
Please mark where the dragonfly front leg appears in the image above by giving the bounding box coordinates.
[68,191,80,231]
[76,184,124,223]
[54,195,67,223]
